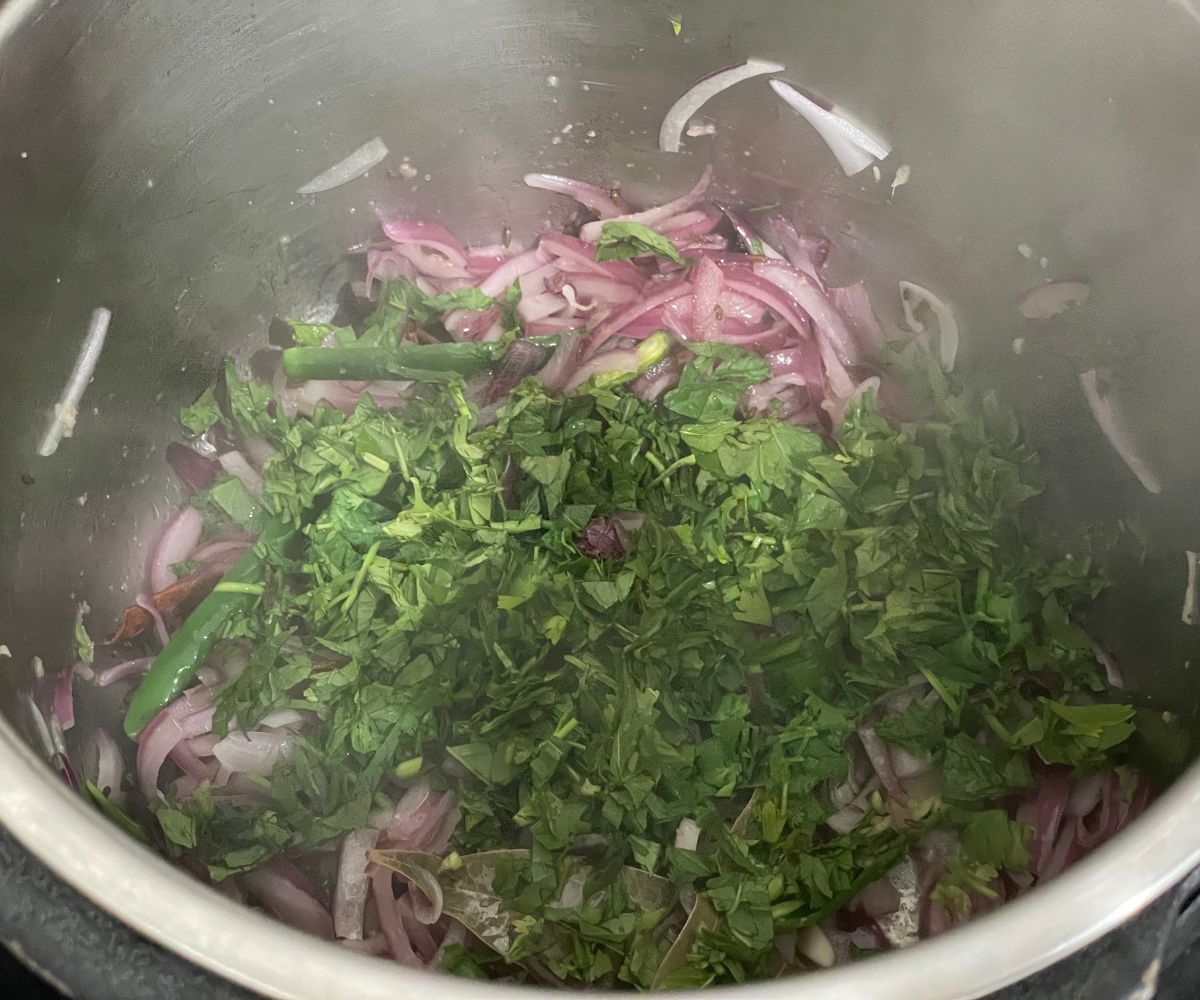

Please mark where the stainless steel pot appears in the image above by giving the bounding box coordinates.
[2,1,1200,997]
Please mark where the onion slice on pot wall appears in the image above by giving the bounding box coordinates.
[523,173,627,218]
[658,58,786,153]
[1018,279,1090,320]
[770,79,891,176]
[297,137,389,195]
[1185,550,1200,626]
[899,280,959,372]
[1078,368,1162,494]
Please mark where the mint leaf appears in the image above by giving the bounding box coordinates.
[665,343,771,422]
[73,604,94,664]
[596,221,686,265]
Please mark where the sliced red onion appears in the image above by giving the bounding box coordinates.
[1038,820,1084,881]
[372,867,420,966]
[467,243,518,271]
[394,244,473,280]
[579,166,714,244]
[334,828,382,940]
[385,787,460,855]
[1018,280,1090,320]
[51,663,88,731]
[471,250,539,301]
[166,442,219,493]
[518,262,561,296]
[747,267,861,397]
[536,332,586,392]
[212,730,296,776]
[241,435,279,469]
[770,79,891,176]
[135,593,170,647]
[297,137,388,195]
[889,744,932,780]
[858,727,906,804]
[564,347,648,392]
[719,206,784,259]
[136,703,216,799]
[244,865,335,940]
[380,219,469,269]
[1183,551,1198,626]
[259,708,305,729]
[691,257,725,341]
[1066,773,1106,819]
[365,247,418,291]
[218,450,265,501]
[1089,640,1124,690]
[386,780,432,836]
[537,234,644,285]
[831,282,888,357]
[190,537,255,564]
[564,273,640,305]
[826,780,879,833]
[188,732,221,757]
[1031,766,1072,874]
[340,934,389,956]
[523,173,627,218]
[517,292,568,323]
[899,281,959,372]
[796,924,836,968]
[658,59,785,154]
[767,218,830,288]
[443,304,501,340]
[148,505,204,593]
[1078,369,1162,495]
[90,728,126,800]
[586,281,691,352]
[397,895,440,961]
[170,738,218,785]
[674,817,702,852]
[629,353,685,402]
[21,691,55,760]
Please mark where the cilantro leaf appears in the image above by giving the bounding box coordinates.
[179,387,221,436]
[942,734,1034,802]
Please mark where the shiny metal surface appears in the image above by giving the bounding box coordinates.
[1,0,1199,996]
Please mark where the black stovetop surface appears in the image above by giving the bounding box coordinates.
[1,941,1197,999]
[2,820,1197,1000]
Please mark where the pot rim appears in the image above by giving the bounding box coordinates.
[0,711,1196,1000]
[3,0,1198,994]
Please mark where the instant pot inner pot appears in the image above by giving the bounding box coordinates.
[2,0,1200,989]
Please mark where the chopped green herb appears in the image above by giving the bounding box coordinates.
[596,221,687,266]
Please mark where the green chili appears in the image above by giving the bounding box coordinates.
[280,335,561,382]
[122,515,294,738]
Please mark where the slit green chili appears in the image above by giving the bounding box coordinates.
[280,335,561,382]
[122,515,294,738]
